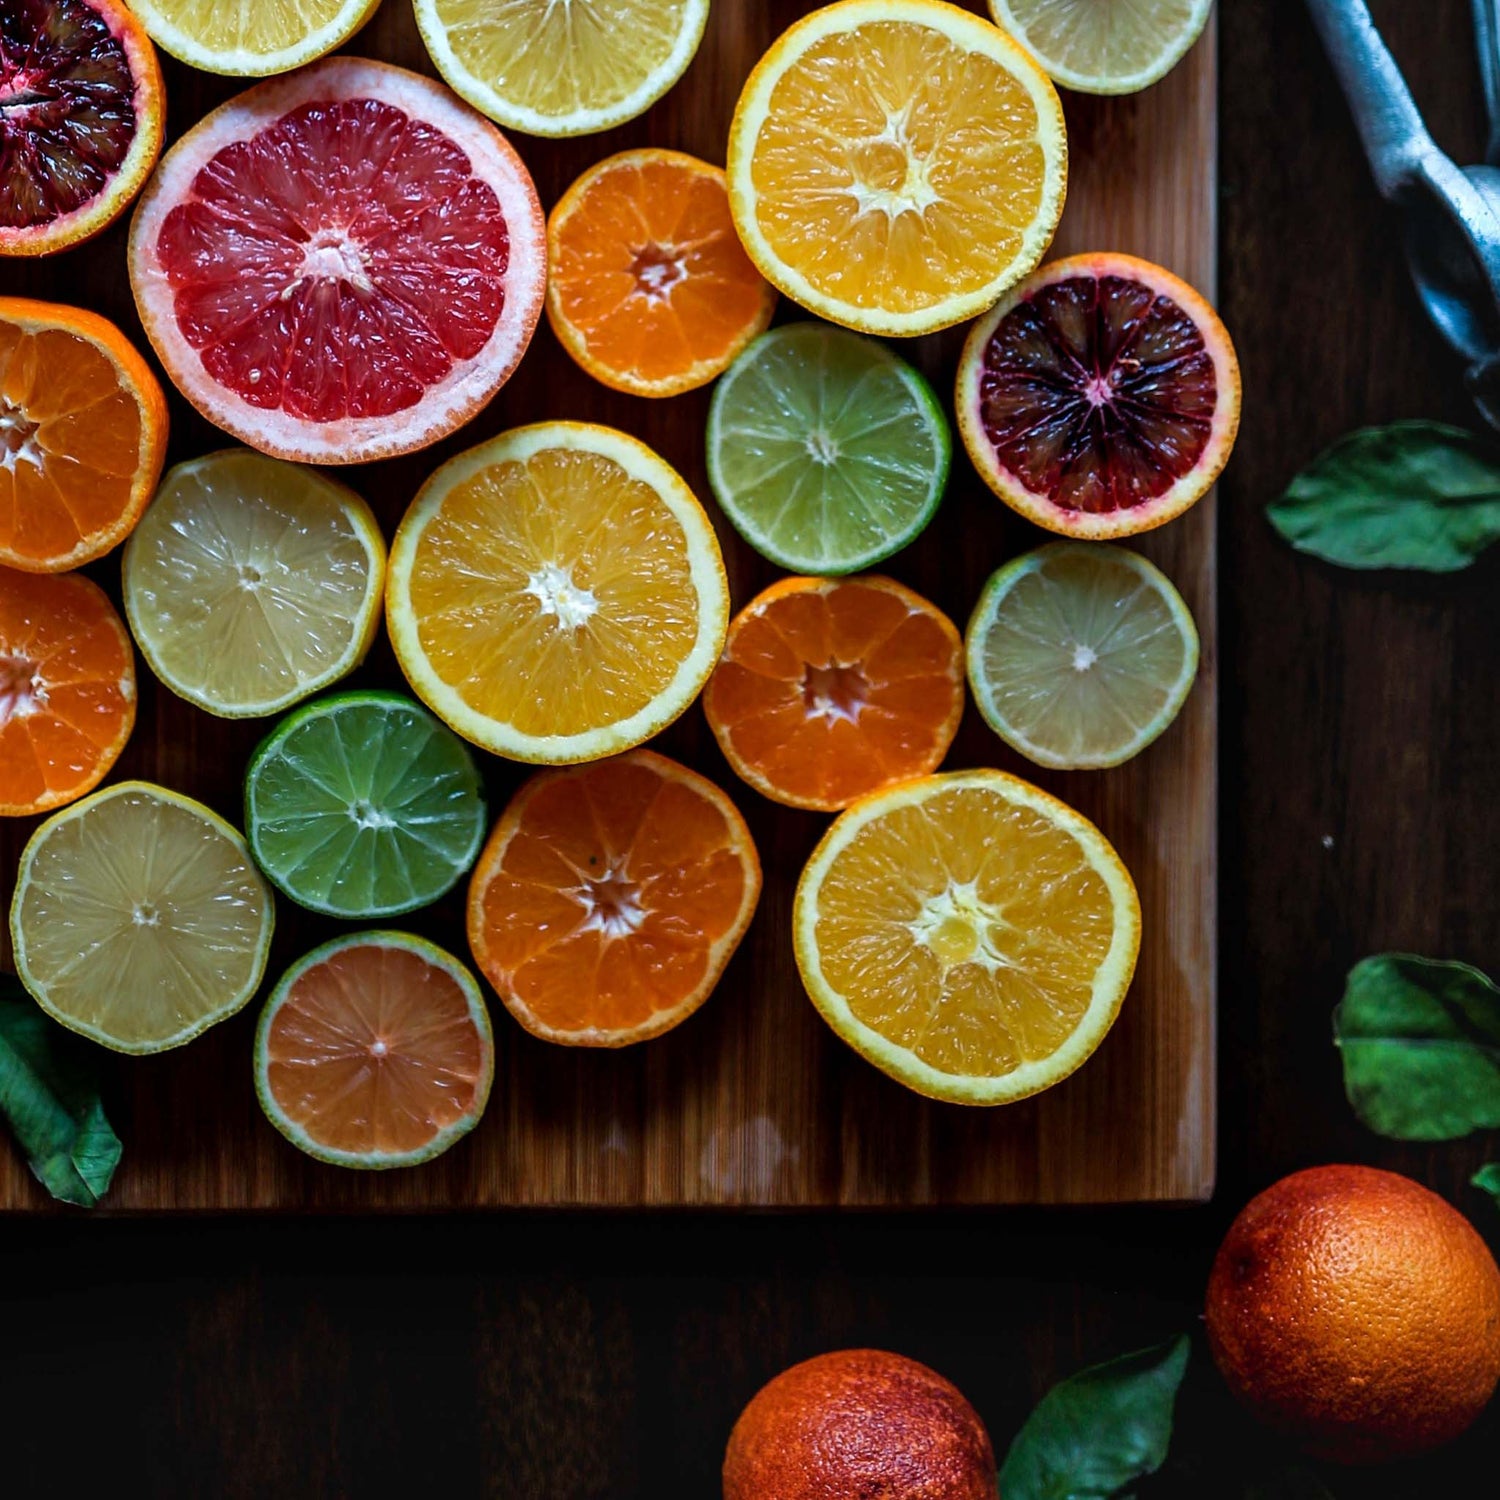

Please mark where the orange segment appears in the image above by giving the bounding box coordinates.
[547,149,776,396]
[704,575,964,811]
[0,567,136,816]
[0,298,168,572]
[256,933,495,1168]
[467,749,761,1045]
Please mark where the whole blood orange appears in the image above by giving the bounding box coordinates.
[723,1348,996,1500]
[128,57,545,464]
[1206,1164,1500,1464]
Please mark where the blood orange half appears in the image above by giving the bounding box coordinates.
[956,252,1240,539]
[0,0,164,257]
[128,57,546,465]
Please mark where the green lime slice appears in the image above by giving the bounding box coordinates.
[244,690,487,918]
[965,543,1200,770]
[706,321,950,574]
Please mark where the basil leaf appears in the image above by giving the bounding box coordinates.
[997,1335,1189,1500]
[1333,954,1500,1141]
[0,978,120,1207]
[1474,1164,1500,1208]
[1267,421,1500,570]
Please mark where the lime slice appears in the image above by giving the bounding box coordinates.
[9,781,275,1054]
[706,322,949,574]
[965,543,1199,769]
[123,448,386,718]
[244,691,487,919]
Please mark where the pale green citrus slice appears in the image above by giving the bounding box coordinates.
[706,322,950,574]
[989,0,1213,96]
[414,0,709,137]
[123,448,386,719]
[794,768,1140,1105]
[254,931,495,1169]
[244,691,487,919]
[10,781,275,1054]
[966,542,1199,770]
[125,0,382,76]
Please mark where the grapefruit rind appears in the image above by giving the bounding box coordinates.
[253,930,495,1169]
[125,0,383,77]
[127,58,546,465]
[956,251,1241,539]
[792,768,1140,1105]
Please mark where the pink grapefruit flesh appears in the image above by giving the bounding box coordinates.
[128,57,545,464]
[956,252,1240,539]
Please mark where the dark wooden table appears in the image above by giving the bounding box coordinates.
[0,1,1496,1494]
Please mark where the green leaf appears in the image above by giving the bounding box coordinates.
[1333,953,1500,1141]
[1267,421,1500,570]
[0,977,120,1207]
[1474,1163,1500,1207]
[997,1335,1190,1500]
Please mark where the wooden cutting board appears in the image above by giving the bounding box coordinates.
[0,0,1216,1209]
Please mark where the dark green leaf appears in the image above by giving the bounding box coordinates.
[1267,421,1500,570]
[1473,1163,1500,1208]
[0,977,120,1207]
[1333,953,1500,1140]
[998,1335,1190,1500]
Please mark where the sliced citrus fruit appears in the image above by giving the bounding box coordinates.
[414,0,709,138]
[0,567,135,815]
[128,57,546,465]
[255,931,494,1169]
[0,297,168,571]
[546,149,777,398]
[703,575,963,812]
[467,749,760,1046]
[387,422,730,764]
[706,322,950,574]
[956,252,1241,539]
[10,781,275,1053]
[122,448,386,719]
[0,0,164,257]
[245,690,487,919]
[727,0,1067,337]
[126,0,380,76]
[966,543,1199,770]
[794,768,1139,1104]
[989,0,1213,96]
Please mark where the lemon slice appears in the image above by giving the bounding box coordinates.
[989,0,1213,96]
[727,0,1067,336]
[794,769,1139,1104]
[10,782,275,1054]
[123,448,386,719]
[125,0,382,75]
[414,0,709,137]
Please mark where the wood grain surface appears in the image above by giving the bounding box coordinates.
[0,0,1216,1208]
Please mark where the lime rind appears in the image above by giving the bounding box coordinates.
[245,690,487,918]
[965,543,1200,770]
[253,930,495,1170]
[706,322,950,575]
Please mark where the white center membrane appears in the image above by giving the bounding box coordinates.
[0,655,42,724]
[525,562,598,629]
[908,880,1008,973]
[574,867,646,939]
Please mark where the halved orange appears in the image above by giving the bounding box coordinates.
[703,575,964,812]
[0,567,136,816]
[0,298,168,572]
[467,749,761,1046]
[546,149,777,397]
[255,931,495,1168]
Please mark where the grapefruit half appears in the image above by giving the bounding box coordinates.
[128,57,545,465]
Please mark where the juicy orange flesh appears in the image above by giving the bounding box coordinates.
[0,319,144,563]
[265,943,488,1156]
[552,157,771,385]
[812,785,1114,1075]
[473,757,750,1034]
[0,569,133,812]
[750,22,1048,313]
[407,447,699,736]
[706,579,960,807]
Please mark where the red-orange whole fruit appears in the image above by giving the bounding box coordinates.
[722,1348,996,1500]
[1206,1164,1500,1464]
